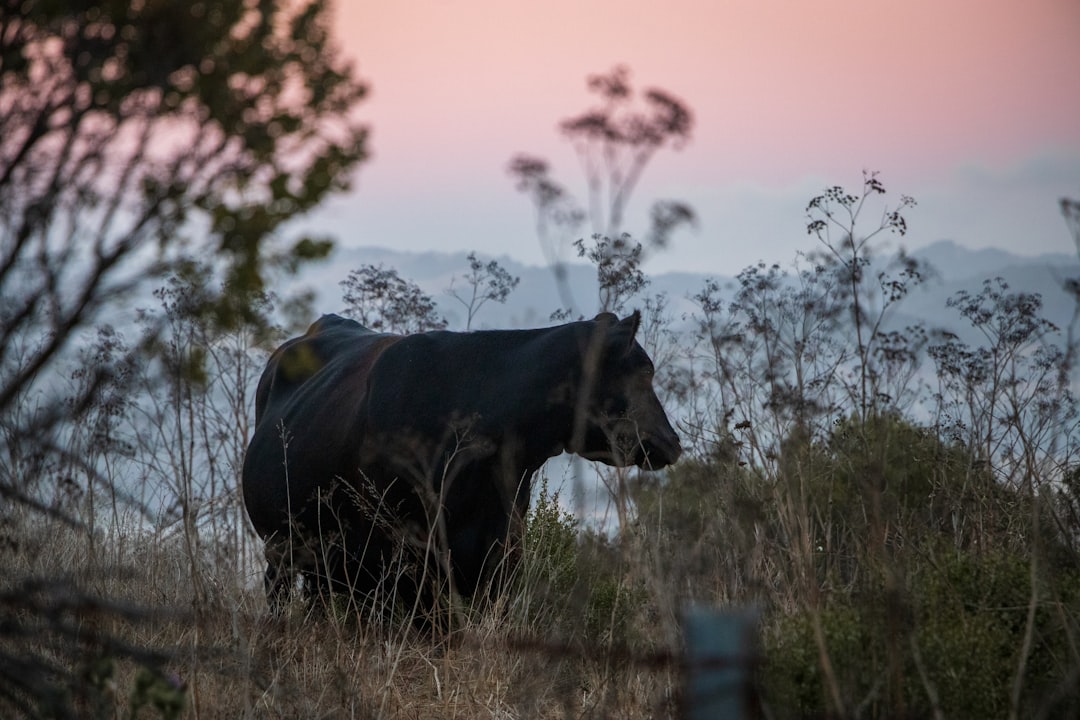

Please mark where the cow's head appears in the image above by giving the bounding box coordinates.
[568,311,682,470]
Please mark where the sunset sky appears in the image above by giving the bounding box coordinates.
[308,0,1080,275]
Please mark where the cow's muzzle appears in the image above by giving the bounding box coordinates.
[634,432,682,470]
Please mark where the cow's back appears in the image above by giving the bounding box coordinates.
[243,315,400,540]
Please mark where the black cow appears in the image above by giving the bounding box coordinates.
[241,311,681,622]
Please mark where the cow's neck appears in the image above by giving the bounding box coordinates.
[466,324,586,467]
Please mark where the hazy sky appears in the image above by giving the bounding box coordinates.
[304,0,1080,276]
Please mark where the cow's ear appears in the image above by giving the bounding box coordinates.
[607,311,641,355]
[592,312,618,325]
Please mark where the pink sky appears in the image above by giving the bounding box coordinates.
[314,0,1080,274]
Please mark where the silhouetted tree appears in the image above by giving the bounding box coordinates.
[1,0,367,478]
[509,67,696,315]
[1062,198,1080,251]
[447,252,520,330]
[340,264,446,333]
[559,65,692,239]
[0,1,367,713]
[805,171,925,421]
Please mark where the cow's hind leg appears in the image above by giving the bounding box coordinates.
[301,568,333,616]
[263,536,295,615]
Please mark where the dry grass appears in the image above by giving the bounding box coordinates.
[1,506,683,719]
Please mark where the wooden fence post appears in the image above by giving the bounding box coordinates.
[681,605,759,719]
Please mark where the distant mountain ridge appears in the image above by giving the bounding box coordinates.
[910,239,1076,283]
[289,240,1080,343]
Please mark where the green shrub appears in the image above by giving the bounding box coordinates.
[763,547,1080,719]
[517,478,648,648]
